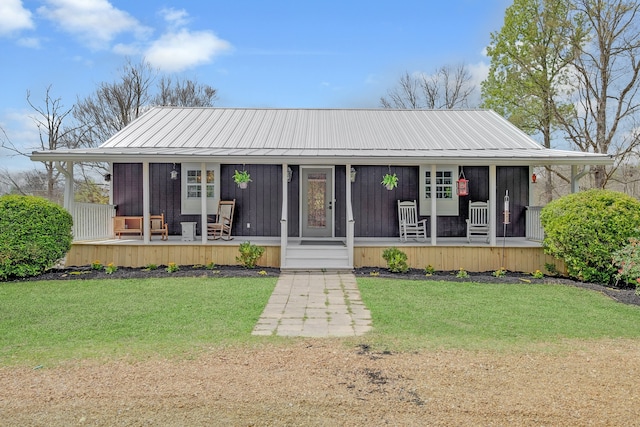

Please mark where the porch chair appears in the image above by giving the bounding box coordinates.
[466,201,490,243]
[150,213,169,241]
[207,199,236,240]
[397,200,428,242]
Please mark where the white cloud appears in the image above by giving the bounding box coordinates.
[0,0,34,36]
[160,8,190,29]
[468,61,489,88]
[113,43,141,56]
[37,0,151,50]
[145,29,231,72]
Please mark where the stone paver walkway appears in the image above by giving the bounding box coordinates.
[252,272,372,337]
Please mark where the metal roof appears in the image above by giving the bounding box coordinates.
[31,107,613,166]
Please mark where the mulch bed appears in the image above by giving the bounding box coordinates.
[5,264,639,306]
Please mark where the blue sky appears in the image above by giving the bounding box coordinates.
[0,0,512,172]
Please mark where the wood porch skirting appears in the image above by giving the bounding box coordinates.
[65,242,564,274]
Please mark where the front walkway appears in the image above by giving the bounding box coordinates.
[252,272,372,337]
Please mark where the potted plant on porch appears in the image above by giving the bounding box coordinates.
[233,169,252,189]
[381,172,398,190]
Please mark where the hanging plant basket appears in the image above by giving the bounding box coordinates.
[457,169,469,196]
[233,169,252,189]
[381,173,398,190]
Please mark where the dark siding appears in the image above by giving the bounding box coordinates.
[113,163,143,216]
[335,166,347,238]
[444,166,489,237]
[149,163,183,235]
[497,166,528,237]
[352,166,419,237]
[221,164,283,237]
[287,166,300,237]
[112,162,529,239]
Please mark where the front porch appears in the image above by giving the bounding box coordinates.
[65,236,563,274]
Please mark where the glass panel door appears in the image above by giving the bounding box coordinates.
[301,168,333,238]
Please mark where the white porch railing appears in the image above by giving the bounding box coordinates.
[526,206,544,242]
[71,203,116,241]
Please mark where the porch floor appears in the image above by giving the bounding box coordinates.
[73,236,542,248]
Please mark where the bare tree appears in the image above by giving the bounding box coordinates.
[73,59,156,149]
[23,86,77,202]
[381,64,476,109]
[153,76,218,107]
[558,0,640,188]
[74,59,220,149]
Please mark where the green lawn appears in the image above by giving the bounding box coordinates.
[2,276,640,366]
[356,278,640,351]
[0,277,277,365]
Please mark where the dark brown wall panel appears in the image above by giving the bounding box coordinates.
[221,164,283,237]
[351,166,419,237]
[113,163,142,216]
[497,166,528,237]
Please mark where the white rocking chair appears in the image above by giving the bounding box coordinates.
[397,200,428,242]
[466,201,490,243]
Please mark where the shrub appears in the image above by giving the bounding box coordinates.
[612,237,640,293]
[540,189,640,283]
[236,242,265,268]
[0,195,73,280]
[382,247,409,273]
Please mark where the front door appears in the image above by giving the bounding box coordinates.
[301,167,334,238]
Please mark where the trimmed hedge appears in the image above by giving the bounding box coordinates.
[0,195,73,280]
[540,189,640,283]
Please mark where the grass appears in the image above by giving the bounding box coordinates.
[0,277,277,365]
[356,278,640,351]
[3,275,640,366]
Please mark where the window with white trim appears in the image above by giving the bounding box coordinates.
[181,163,220,214]
[419,165,459,216]
[186,169,215,198]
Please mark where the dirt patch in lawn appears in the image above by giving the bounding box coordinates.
[1,339,639,426]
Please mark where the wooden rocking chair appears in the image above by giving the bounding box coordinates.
[207,199,236,240]
[150,213,169,240]
[397,200,428,242]
[466,201,490,243]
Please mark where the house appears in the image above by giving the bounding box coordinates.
[30,107,612,272]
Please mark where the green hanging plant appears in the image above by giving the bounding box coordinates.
[233,169,252,188]
[381,173,398,190]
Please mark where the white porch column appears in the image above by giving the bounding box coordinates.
[142,161,150,244]
[280,163,289,267]
[108,162,114,205]
[489,164,497,246]
[62,161,74,212]
[201,162,208,244]
[529,165,535,206]
[430,164,437,245]
[346,163,354,268]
